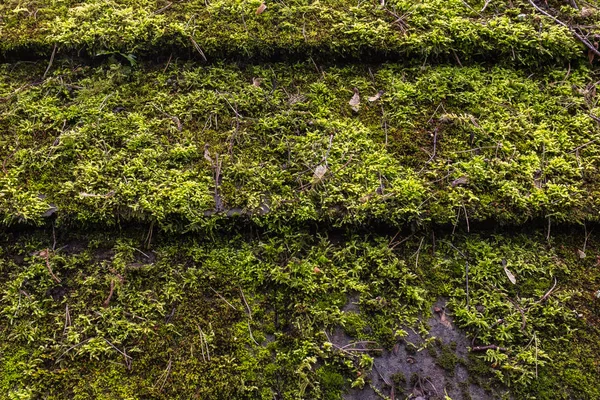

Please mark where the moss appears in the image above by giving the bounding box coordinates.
[436,343,460,375]
[0,0,587,65]
[1,60,598,230]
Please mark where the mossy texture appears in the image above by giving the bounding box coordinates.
[2,0,600,398]
[0,229,599,399]
[1,60,599,229]
[0,0,589,64]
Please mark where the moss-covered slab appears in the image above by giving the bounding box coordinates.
[0,0,592,64]
[1,227,599,398]
[1,60,598,229]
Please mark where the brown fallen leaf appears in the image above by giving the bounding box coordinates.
[255,2,266,15]
[252,77,262,87]
[451,176,469,187]
[204,144,213,164]
[440,311,452,329]
[349,87,360,112]
[577,249,586,259]
[502,258,516,285]
[368,89,384,102]
[313,164,328,181]
[313,266,321,274]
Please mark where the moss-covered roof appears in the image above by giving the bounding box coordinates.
[2,0,600,399]
[0,0,590,63]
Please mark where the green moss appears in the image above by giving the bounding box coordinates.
[0,0,587,64]
[1,60,598,229]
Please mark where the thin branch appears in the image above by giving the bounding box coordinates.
[528,0,600,57]
[471,345,508,352]
[209,287,238,310]
[43,249,61,283]
[42,44,57,79]
[102,279,115,307]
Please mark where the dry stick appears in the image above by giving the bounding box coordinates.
[52,222,57,251]
[413,237,425,268]
[163,53,173,73]
[507,297,527,331]
[189,36,207,61]
[158,357,173,391]
[389,233,415,250]
[536,277,558,304]
[55,338,91,364]
[528,0,600,57]
[583,223,593,253]
[462,202,470,232]
[239,287,260,345]
[534,333,539,379]
[546,217,551,243]
[103,279,115,307]
[589,113,600,124]
[451,207,461,236]
[42,44,57,79]
[480,0,492,12]
[63,304,71,336]
[569,138,598,153]
[44,249,61,283]
[471,345,508,352]
[197,325,206,361]
[145,221,154,249]
[103,338,133,369]
[154,1,173,13]
[419,127,439,174]
[209,287,238,310]
[197,325,211,361]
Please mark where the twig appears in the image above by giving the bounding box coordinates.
[197,325,211,361]
[413,237,425,268]
[102,279,115,307]
[63,304,71,335]
[480,0,492,12]
[568,138,598,153]
[462,202,470,232]
[43,249,61,283]
[42,44,57,79]
[239,287,259,345]
[536,277,558,304]
[471,345,508,352]
[55,338,91,364]
[528,0,600,57]
[154,1,173,13]
[583,223,593,253]
[157,356,173,391]
[189,36,207,61]
[209,287,238,310]
[506,297,527,331]
[162,53,173,73]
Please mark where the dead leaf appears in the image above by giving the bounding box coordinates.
[502,259,516,285]
[577,249,587,259]
[440,311,452,329]
[255,2,266,15]
[38,249,48,258]
[349,87,360,112]
[368,89,384,102]
[204,144,213,164]
[451,176,469,187]
[313,164,328,181]
[313,267,321,274]
[252,77,261,87]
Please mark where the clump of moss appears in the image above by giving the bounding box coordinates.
[1,60,598,230]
